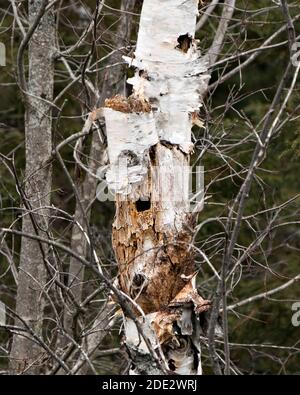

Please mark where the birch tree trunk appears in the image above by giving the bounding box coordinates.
[101,0,211,375]
[10,1,55,375]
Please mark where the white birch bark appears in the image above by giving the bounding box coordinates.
[101,0,211,375]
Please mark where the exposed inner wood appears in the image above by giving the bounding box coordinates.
[105,94,151,113]
[113,212,195,314]
[112,144,196,314]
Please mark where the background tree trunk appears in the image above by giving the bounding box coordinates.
[10,0,55,375]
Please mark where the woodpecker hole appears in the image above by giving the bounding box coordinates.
[177,33,192,53]
[133,273,145,287]
[135,198,151,212]
[168,359,176,372]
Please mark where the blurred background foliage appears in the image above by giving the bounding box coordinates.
[0,0,299,374]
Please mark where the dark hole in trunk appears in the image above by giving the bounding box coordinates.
[177,33,192,53]
[133,273,145,287]
[149,146,156,163]
[168,359,176,371]
[136,198,151,212]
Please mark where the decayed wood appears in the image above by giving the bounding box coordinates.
[101,0,210,374]
[112,143,195,314]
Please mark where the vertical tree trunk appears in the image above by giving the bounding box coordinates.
[102,0,211,375]
[10,1,55,374]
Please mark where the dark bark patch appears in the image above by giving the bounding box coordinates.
[139,70,151,81]
[119,150,140,167]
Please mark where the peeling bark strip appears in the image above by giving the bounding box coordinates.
[102,0,210,374]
